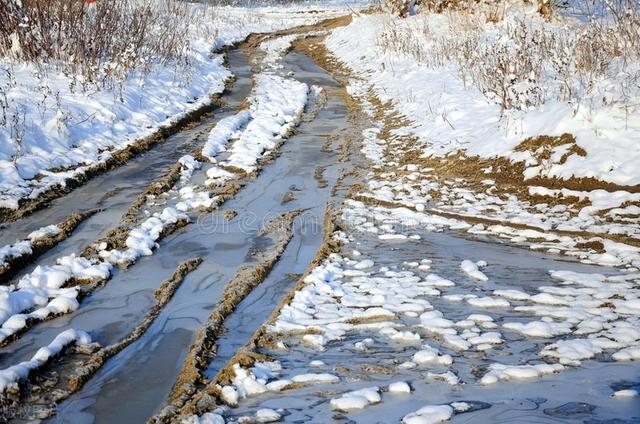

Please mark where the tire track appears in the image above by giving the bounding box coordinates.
[0,258,202,420]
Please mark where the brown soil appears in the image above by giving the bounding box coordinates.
[360,363,396,375]
[345,314,397,325]
[219,210,238,220]
[314,165,329,188]
[281,191,296,204]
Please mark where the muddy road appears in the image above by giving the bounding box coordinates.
[0,24,638,424]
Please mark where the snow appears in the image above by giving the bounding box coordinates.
[27,225,61,241]
[325,10,640,187]
[0,254,110,343]
[402,405,453,424]
[260,35,301,69]
[221,74,309,173]
[255,408,281,423]
[230,196,640,420]
[201,110,252,162]
[231,363,274,399]
[325,8,640,271]
[0,224,61,269]
[354,259,375,269]
[412,344,452,366]
[0,329,91,392]
[266,379,292,392]
[302,333,327,349]
[460,260,488,281]
[388,381,411,394]
[0,240,33,268]
[480,363,565,385]
[424,371,460,386]
[451,402,471,413]
[330,386,381,411]
[612,346,640,362]
[221,385,239,406]
[291,373,339,384]
[467,296,510,309]
[503,320,572,338]
[99,207,189,265]
[494,289,530,301]
[0,43,230,210]
[200,72,310,187]
[221,362,339,406]
[613,389,638,398]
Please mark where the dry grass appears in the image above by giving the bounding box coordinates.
[0,0,213,88]
[376,0,640,112]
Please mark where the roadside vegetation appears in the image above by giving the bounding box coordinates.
[0,0,203,85]
[378,0,639,114]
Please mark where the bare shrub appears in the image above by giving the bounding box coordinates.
[381,0,415,17]
[537,0,553,20]
[382,0,484,17]
[417,0,475,13]
[0,0,204,88]
[376,17,430,61]
[601,0,640,59]
[377,0,640,112]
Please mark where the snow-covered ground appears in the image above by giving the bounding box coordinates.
[0,4,350,210]
[322,3,640,269]
[0,329,91,393]
[2,2,640,422]
[0,224,60,269]
[326,4,640,186]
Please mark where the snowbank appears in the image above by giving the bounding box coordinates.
[203,73,309,181]
[325,10,640,186]
[222,74,309,173]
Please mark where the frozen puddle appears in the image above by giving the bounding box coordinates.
[210,201,640,424]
